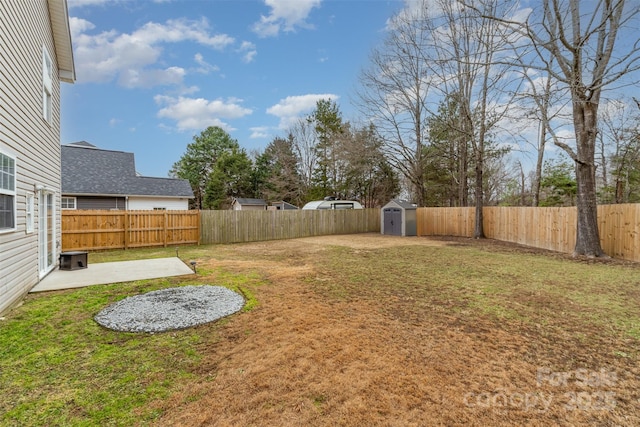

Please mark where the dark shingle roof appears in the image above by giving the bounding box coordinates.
[61,143,193,198]
[233,198,267,206]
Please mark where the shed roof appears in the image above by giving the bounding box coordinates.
[272,201,299,210]
[233,198,267,206]
[61,143,194,198]
[383,199,417,209]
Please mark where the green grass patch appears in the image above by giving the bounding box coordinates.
[3,238,640,425]
[0,248,265,427]
[313,244,640,340]
[1,285,201,425]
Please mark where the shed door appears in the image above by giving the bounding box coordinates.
[383,208,402,235]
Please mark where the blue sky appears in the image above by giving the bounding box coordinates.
[62,0,404,178]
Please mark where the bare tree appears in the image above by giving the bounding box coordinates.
[422,0,523,237]
[600,99,640,203]
[478,0,640,256]
[516,56,572,206]
[355,5,432,206]
[288,118,318,202]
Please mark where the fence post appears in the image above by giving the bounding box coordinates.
[163,211,168,247]
[124,210,129,249]
[197,210,201,245]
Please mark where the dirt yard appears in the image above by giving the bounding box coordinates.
[153,234,640,426]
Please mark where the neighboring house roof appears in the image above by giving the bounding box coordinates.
[48,0,75,83]
[61,143,194,198]
[69,140,97,148]
[233,198,267,206]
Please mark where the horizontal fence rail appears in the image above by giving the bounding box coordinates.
[62,205,640,262]
[61,209,380,250]
[61,210,200,251]
[416,204,640,262]
[200,209,381,244]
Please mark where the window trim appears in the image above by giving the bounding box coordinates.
[42,46,53,123]
[0,150,17,233]
[61,196,76,210]
[26,192,34,233]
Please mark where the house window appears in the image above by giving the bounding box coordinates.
[43,47,53,123]
[153,207,167,211]
[26,193,34,233]
[61,197,76,210]
[0,151,16,231]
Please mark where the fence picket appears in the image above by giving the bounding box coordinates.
[61,210,200,251]
[62,205,640,262]
[416,205,640,262]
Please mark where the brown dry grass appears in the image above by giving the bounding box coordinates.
[152,234,640,427]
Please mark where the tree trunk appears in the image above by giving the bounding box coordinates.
[533,123,546,207]
[615,179,624,204]
[574,161,604,256]
[573,101,606,257]
[458,136,468,207]
[520,163,526,206]
[474,150,485,238]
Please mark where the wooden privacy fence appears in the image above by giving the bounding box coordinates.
[416,204,640,262]
[61,209,380,250]
[61,210,200,251]
[200,209,381,244]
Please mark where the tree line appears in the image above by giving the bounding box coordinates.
[172,0,640,257]
[355,0,640,256]
[170,100,400,210]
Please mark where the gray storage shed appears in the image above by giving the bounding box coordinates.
[381,199,417,236]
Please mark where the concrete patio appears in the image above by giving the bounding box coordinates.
[30,257,195,293]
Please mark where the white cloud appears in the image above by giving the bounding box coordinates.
[155,95,253,132]
[69,0,172,7]
[179,85,201,96]
[68,0,111,8]
[119,66,186,88]
[69,17,95,36]
[70,17,234,87]
[252,0,322,38]
[193,53,220,74]
[134,19,234,48]
[250,126,270,139]
[238,41,257,63]
[266,93,339,129]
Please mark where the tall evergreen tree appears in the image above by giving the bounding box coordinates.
[170,126,239,209]
[204,147,254,209]
[341,124,400,207]
[254,136,304,205]
[308,99,344,198]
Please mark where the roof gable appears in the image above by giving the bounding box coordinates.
[233,198,267,206]
[384,199,417,210]
[47,0,75,83]
[61,144,193,198]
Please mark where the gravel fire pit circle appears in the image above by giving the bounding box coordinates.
[94,285,245,333]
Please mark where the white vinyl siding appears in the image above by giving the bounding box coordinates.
[0,0,70,315]
[127,197,189,211]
